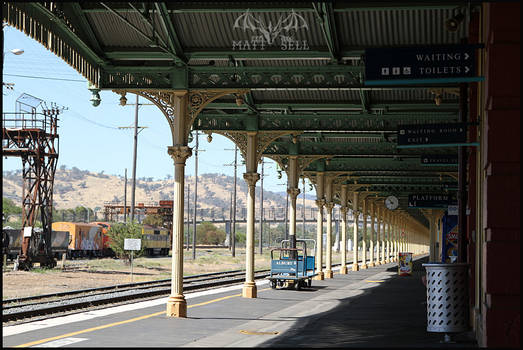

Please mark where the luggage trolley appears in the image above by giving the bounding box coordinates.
[268,239,317,290]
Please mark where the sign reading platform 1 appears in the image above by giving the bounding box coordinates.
[408,194,452,208]
[364,44,483,85]
[397,122,467,148]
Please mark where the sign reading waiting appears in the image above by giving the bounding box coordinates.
[397,122,467,148]
[364,44,483,85]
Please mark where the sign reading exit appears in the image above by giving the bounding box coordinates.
[364,44,484,85]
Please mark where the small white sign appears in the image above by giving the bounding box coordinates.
[124,238,141,251]
[23,227,33,237]
[448,205,459,216]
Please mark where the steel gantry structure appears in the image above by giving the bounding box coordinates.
[3,2,519,347]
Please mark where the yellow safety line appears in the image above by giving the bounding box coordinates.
[365,280,385,283]
[14,288,270,348]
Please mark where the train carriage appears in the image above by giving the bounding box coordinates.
[51,222,103,258]
[141,225,170,256]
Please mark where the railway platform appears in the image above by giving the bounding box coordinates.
[2,255,477,348]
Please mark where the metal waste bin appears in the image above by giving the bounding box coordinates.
[422,263,469,333]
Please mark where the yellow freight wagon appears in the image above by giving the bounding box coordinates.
[141,225,170,256]
[52,222,103,258]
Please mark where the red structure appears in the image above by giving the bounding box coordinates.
[2,94,63,269]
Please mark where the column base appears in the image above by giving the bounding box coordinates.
[380,260,386,265]
[242,282,257,298]
[325,270,333,278]
[385,259,390,264]
[361,264,368,269]
[314,271,324,280]
[166,294,187,318]
[368,262,375,267]
[375,261,382,265]
[339,266,348,274]
[352,263,359,271]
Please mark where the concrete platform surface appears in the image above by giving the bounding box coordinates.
[2,255,478,348]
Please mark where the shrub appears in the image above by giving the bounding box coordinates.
[106,222,145,263]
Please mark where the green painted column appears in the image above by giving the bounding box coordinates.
[314,172,325,281]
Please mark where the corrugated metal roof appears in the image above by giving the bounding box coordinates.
[336,8,467,48]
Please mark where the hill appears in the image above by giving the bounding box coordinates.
[2,166,316,214]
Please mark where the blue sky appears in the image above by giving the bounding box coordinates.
[2,25,312,194]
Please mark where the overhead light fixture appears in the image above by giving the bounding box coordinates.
[445,12,465,32]
[10,48,24,55]
[206,132,213,143]
[119,93,127,106]
[235,96,243,106]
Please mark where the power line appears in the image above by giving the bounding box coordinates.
[3,73,86,82]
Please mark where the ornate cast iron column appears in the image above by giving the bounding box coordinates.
[352,191,360,271]
[380,204,387,265]
[368,200,376,267]
[339,184,348,274]
[324,176,334,278]
[376,204,382,265]
[361,197,368,269]
[243,131,259,298]
[165,92,191,318]
[166,145,192,317]
[385,210,391,263]
[313,172,325,280]
[287,156,300,253]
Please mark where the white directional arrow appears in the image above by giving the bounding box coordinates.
[464,53,470,60]
[465,66,470,73]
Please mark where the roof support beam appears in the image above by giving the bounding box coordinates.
[313,2,341,61]
[154,2,187,64]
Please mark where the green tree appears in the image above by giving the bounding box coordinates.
[196,222,226,245]
[106,222,145,263]
[142,214,165,227]
[2,198,22,216]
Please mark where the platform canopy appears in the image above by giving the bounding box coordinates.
[3,1,475,227]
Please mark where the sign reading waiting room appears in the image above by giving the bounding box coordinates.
[364,44,484,85]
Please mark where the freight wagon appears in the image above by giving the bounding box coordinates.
[2,227,70,261]
[51,222,103,258]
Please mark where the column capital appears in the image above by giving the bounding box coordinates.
[287,187,301,198]
[168,145,192,164]
[324,202,334,212]
[340,206,348,215]
[315,199,325,208]
[243,172,260,187]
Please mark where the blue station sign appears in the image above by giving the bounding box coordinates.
[364,44,484,85]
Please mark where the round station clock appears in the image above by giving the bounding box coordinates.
[385,195,399,210]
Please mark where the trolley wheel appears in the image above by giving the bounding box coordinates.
[307,279,312,287]
[295,280,302,291]
[270,280,277,289]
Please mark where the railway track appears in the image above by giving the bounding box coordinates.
[2,269,270,324]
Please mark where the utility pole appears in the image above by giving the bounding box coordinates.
[124,168,127,222]
[130,94,139,222]
[259,159,264,254]
[186,183,190,251]
[224,144,238,257]
[118,95,148,223]
[192,131,199,260]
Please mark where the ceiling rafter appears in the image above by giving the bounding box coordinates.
[312,1,341,62]
[154,2,187,64]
